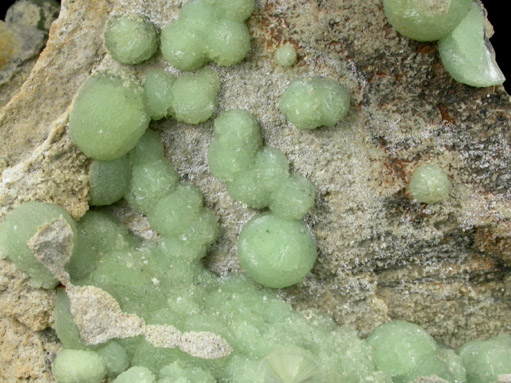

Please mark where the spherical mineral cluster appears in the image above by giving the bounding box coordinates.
[104,14,158,65]
[279,77,350,130]
[237,214,317,288]
[0,201,77,289]
[160,0,253,70]
[69,72,150,161]
[409,163,450,204]
[458,334,511,383]
[274,43,297,68]
[383,0,472,42]
[367,320,465,383]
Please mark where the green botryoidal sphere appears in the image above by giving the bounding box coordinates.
[274,44,297,68]
[383,0,472,42]
[279,77,350,130]
[89,155,131,206]
[52,349,107,383]
[367,320,448,383]
[0,201,77,289]
[262,346,321,383]
[104,14,158,65]
[409,163,450,204]
[69,72,150,161]
[237,214,317,288]
[458,334,511,383]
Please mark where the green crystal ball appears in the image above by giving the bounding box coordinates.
[69,72,150,161]
[237,214,317,288]
[383,0,472,42]
[274,44,297,68]
[279,77,350,130]
[409,163,450,204]
[104,14,158,65]
[52,349,107,383]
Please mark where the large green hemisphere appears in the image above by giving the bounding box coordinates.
[383,0,472,41]
[237,214,317,288]
[69,72,150,161]
[89,156,132,206]
[0,201,76,289]
[438,3,505,88]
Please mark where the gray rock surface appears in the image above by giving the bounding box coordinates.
[1,0,511,382]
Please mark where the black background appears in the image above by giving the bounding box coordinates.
[0,1,509,92]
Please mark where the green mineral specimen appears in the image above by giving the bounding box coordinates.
[89,156,131,206]
[143,69,176,120]
[148,183,204,237]
[237,214,317,288]
[227,168,271,208]
[159,361,216,383]
[438,3,505,88]
[170,68,220,124]
[97,341,130,377]
[262,346,321,383]
[104,14,158,65]
[160,0,254,70]
[205,19,251,67]
[69,72,150,161]
[52,349,107,383]
[270,174,315,220]
[367,320,459,383]
[0,201,76,289]
[113,366,156,383]
[409,163,450,204]
[383,0,472,42]
[53,288,89,350]
[459,334,511,383]
[128,130,165,165]
[274,44,297,67]
[279,77,350,130]
[124,159,179,213]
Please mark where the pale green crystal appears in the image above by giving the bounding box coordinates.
[52,350,107,383]
[227,168,271,208]
[262,346,321,383]
[366,320,458,383]
[128,130,165,165]
[438,3,505,88]
[89,156,131,206]
[0,201,76,288]
[279,77,350,130]
[170,68,220,124]
[97,341,130,377]
[159,361,216,383]
[143,69,176,120]
[237,214,317,288]
[104,14,158,65]
[113,366,156,383]
[252,147,290,193]
[204,0,255,21]
[148,183,204,237]
[206,19,251,66]
[270,174,315,220]
[53,289,88,350]
[459,334,511,383]
[409,163,450,204]
[274,44,297,67]
[124,159,179,213]
[160,0,254,70]
[383,0,472,42]
[69,72,150,160]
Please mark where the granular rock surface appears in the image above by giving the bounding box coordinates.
[1,0,511,382]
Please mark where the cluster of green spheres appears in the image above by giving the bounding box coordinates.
[160,0,254,70]
[207,109,317,288]
[383,0,505,87]
[279,77,351,130]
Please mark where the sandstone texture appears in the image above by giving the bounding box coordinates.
[1,0,511,382]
